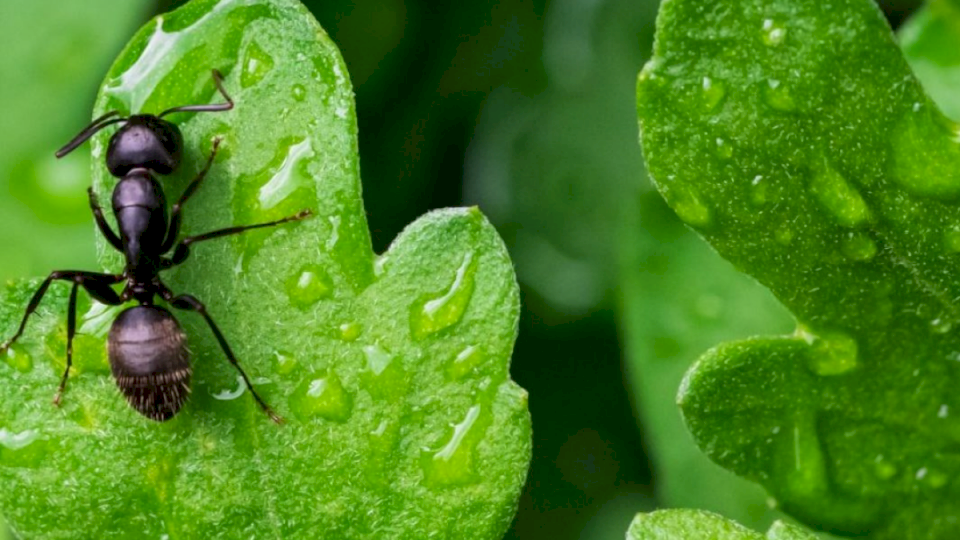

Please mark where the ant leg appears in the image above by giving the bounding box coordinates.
[158,69,234,118]
[54,276,124,406]
[167,293,282,424]
[88,188,122,251]
[162,210,313,267]
[161,137,223,252]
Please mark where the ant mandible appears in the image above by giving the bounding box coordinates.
[0,70,311,423]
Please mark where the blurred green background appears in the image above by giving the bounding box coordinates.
[0,0,925,538]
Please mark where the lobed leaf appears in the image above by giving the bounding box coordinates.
[626,509,816,540]
[0,0,530,538]
[638,0,960,537]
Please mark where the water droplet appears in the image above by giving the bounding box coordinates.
[938,404,950,418]
[447,345,486,380]
[874,455,896,480]
[841,232,877,261]
[290,372,352,422]
[0,428,38,451]
[763,79,796,112]
[749,175,768,206]
[410,252,478,339]
[797,327,859,376]
[944,228,960,253]
[361,344,408,401]
[421,405,488,487]
[339,322,361,342]
[292,84,306,102]
[809,165,872,227]
[3,344,32,373]
[701,76,726,112]
[233,138,318,260]
[714,137,733,159]
[240,40,274,88]
[285,265,333,309]
[916,467,928,480]
[663,180,712,228]
[762,19,786,46]
[925,469,948,489]
[326,215,341,251]
[931,317,953,334]
[212,375,246,400]
[102,2,271,112]
[274,350,298,375]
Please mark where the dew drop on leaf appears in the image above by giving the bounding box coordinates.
[361,344,408,401]
[421,405,487,487]
[3,345,32,373]
[809,165,872,228]
[410,252,478,339]
[797,327,859,376]
[841,231,877,262]
[240,39,274,89]
[446,345,485,380]
[761,18,786,46]
[338,322,362,342]
[211,375,246,401]
[290,372,352,422]
[763,79,796,112]
[285,264,333,309]
[701,76,726,112]
[291,83,306,102]
[714,137,733,159]
[273,350,298,375]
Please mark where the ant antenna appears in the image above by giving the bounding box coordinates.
[55,111,126,158]
[159,69,234,118]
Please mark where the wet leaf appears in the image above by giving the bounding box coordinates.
[638,0,960,537]
[626,510,816,540]
[0,0,530,538]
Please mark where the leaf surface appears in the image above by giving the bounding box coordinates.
[638,0,960,537]
[626,509,817,540]
[0,1,530,538]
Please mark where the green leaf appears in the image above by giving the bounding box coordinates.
[626,510,817,540]
[0,0,530,538]
[638,0,960,537]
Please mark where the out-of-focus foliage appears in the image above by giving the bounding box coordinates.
[900,0,960,119]
[0,1,145,279]
[466,0,794,533]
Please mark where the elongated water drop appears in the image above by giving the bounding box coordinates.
[447,345,486,380]
[240,40,274,88]
[421,405,487,487]
[410,252,478,339]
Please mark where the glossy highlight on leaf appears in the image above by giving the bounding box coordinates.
[0,0,530,538]
[638,0,960,537]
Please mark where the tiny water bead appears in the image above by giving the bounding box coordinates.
[873,455,897,480]
[3,344,32,373]
[930,317,953,334]
[0,428,38,451]
[714,137,733,159]
[663,180,712,228]
[749,175,769,206]
[274,350,298,375]
[240,39,274,89]
[944,227,960,253]
[338,322,361,342]
[841,232,877,262]
[410,252,478,339]
[212,375,246,401]
[290,372,352,422]
[285,265,333,309]
[761,19,786,46]
[797,327,859,376]
[809,165,872,228]
[447,345,486,380]
[361,344,408,401]
[291,84,306,102]
[763,79,795,112]
[701,76,726,112]
[421,405,487,487]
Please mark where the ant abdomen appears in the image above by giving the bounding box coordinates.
[108,306,191,421]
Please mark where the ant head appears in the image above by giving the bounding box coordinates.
[106,115,183,177]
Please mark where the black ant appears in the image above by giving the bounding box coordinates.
[0,70,310,423]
